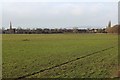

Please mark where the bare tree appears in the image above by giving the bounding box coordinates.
[73,27,78,33]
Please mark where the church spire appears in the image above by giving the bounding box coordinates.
[10,21,12,30]
[108,21,111,28]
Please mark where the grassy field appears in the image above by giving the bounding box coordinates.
[2,34,118,78]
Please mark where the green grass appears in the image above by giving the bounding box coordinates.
[2,34,118,78]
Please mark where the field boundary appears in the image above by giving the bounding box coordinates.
[16,46,116,79]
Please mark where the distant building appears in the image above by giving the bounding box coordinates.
[108,21,111,28]
[8,21,15,34]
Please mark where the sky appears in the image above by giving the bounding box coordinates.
[1,0,119,29]
[1,0,119,2]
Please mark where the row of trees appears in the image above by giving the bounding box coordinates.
[106,25,120,34]
[2,27,107,34]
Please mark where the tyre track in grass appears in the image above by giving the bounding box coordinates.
[16,46,116,80]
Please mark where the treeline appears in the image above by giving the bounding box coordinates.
[2,24,120,34]
[2,28,106,34]
[106,25,120,34]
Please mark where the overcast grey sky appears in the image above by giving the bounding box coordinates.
[2,2,118,29]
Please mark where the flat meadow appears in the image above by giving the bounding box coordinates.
[2,34,118,78]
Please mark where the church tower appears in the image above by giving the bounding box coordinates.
[10,21,12,30]
[108,21,111,28]
[9,21,13,34]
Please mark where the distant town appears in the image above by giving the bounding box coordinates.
[0,21,120,34]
